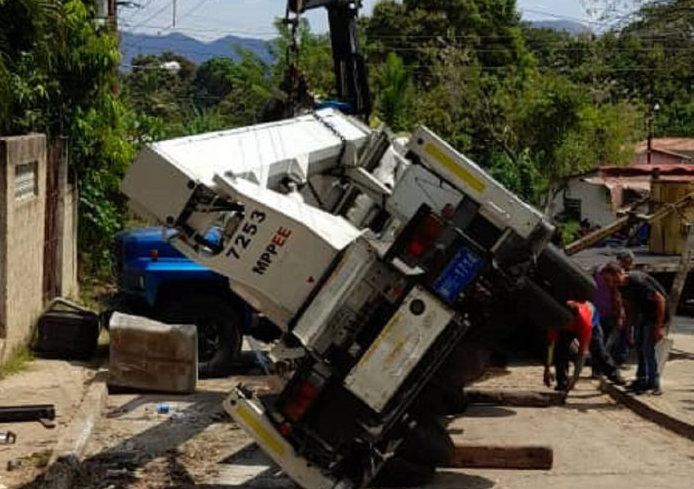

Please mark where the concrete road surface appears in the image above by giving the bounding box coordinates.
[43,371,692,489]
[441,383,694,489]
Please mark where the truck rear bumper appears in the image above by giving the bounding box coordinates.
[223,387,345,489]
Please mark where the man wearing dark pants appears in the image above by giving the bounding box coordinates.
[592,263,623,373]
[544,301,624,393]
[611,250,636,365]
[593,250,635,370]
[602,264,668,395]
[589,312,625,385]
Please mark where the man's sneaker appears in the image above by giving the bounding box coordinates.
[650,387,663,396]
[626,381,646,392]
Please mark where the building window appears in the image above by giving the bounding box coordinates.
[563,197,582,220]
[15,161,38,200]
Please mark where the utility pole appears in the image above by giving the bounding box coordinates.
[647,109,654,164]
[646,71,660,165]
[108,0,119,94]
[646,100,660,165]
[108,0,117,31]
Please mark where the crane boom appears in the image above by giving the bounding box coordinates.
[565,191,694,256]
[286,0,371,118]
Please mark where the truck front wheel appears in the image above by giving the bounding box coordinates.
[155,294,243,378]
[372,417,453,487]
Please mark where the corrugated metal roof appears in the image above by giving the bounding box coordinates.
[584,176,652,190]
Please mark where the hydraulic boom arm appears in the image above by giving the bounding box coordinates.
[287,0,371,118]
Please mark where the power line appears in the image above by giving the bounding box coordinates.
[130,0,175,30]
[121,0,157,23]
[178,0,214,22]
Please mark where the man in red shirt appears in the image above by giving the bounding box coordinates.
[543,300,624,392]
[544,301,593,392]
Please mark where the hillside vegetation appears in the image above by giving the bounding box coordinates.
[1,0,693,274]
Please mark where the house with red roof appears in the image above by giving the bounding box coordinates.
[548,138,694,227]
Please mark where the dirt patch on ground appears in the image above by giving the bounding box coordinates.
[68,377,282,489]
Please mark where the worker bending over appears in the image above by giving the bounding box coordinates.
[592,249,634,369]
[544,300,625,393]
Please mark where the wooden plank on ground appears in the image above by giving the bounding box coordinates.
[465,388,566,408]
[446,444,553,470]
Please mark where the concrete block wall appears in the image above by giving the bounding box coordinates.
[0,135,47,363]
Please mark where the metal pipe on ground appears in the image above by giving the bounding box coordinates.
[0,404,55,423]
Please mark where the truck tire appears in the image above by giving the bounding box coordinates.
[397,417,454,466]
[155,295,243,378]
[537,244,596,303]
[371,456,435,487]
[372,416,452,487]
[411,377,468,416]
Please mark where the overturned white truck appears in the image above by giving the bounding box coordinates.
[122,110,594,489]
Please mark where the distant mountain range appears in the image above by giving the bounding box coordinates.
[119,31,274,69]
[528,19,592,35]
[119,19,590,70]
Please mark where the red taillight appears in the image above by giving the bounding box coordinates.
[407,240,427,257]
[405,215,444,263]
[149,249,159,261]
[283,380,320,422]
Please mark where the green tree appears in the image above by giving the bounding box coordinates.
[122,52,197,125]
[216,50,274,126]
[0,0,63,133]
[367,0,533,78]
[272,18,335,100]
[374,53,413,131]
[1,0,134,276]
[192,57,237,109]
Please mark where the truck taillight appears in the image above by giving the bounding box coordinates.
[282,380,320,422]
[404,214,444,264]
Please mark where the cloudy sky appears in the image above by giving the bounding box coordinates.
[119,0,593,40]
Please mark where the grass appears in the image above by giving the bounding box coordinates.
[0,345,34,380]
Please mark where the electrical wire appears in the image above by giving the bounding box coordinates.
[129,0,175,30]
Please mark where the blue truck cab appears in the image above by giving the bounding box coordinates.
[115,227,229,308]
[113,227,264,377]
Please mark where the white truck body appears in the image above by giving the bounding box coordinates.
[122,109,590,489]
